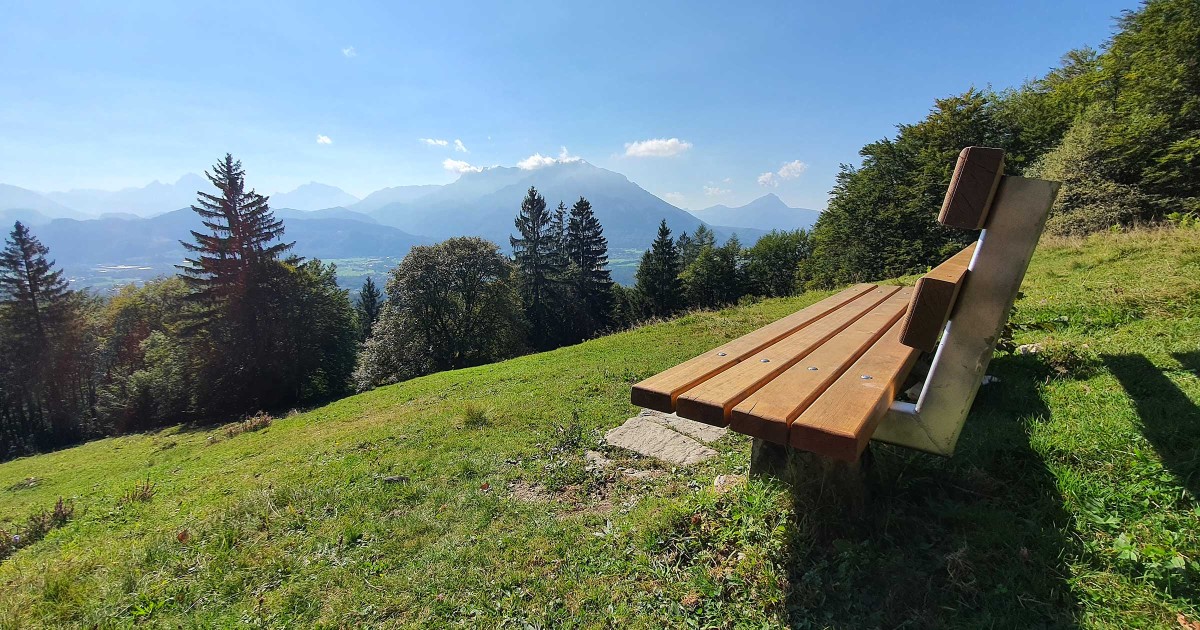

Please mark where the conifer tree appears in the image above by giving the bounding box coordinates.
[550,200,568,264]
[510,186,564,349]
[564,196,613,340]
[177,154,295,411]
[0,222,78,445]
[634,220,684,318]
[679,224,715,268]
[355,276,384,341]
[0,222,70,345]
[179,153,293,307]
[681,233,744,308]
[676,231,694,265]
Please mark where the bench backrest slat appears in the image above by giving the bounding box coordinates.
[938,146,1005,230]
[899,242,977,352]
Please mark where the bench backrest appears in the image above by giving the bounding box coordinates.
[871,147,1060,456]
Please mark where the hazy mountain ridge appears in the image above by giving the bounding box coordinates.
[45,174,209,218]
[692,193,821,231]
[351,185,443,213]
[0,184,88,221]
[269,182,360,212]
[6,163,790,289]
[369,161,724,250]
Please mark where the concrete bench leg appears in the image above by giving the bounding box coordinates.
[750,438,869,521]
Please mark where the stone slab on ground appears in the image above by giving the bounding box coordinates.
[637,409,728,443]
[604,410,726,466]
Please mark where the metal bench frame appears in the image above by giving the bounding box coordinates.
[872,175,1060,456]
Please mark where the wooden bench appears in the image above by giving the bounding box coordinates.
[632,147,1060,463]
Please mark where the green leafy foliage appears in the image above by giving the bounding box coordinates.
[743,229,811,297]
[354,237,525,390]
[680,235,745,309]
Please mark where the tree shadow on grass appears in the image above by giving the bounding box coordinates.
[1103,353,1199,500]
[783,354,1080,629]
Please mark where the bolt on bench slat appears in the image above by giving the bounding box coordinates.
[789,317,921,462]
[728,287,913,444]
[675,285,900,427]
[630,283,876,412]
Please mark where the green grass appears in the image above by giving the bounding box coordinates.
[2,228,1199,628]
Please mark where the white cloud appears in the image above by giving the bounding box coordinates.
[342,46,357,58]
[420,138,449,147]
[624,137,693,158]
[757,159,808,187]
[703,185,730,197]
[778,160,808,179]
[663,192,687,206]
[316,134,333,145]
[454,139,468,153]
[443,158,483,174]
[517,146,581,170]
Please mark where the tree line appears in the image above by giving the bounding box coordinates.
[0,155,360,458]
[0,155,802,457]
[352,186,816,390]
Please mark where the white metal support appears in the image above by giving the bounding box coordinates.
[871,176,1060,456]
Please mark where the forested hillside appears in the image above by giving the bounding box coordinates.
[803,0,1200,287]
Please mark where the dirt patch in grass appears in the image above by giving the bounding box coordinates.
[510,460,667,515]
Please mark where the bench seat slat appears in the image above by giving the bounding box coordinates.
[788,317,921,462]
[675,285,901,426]
[727,287,913,444]
[630,283,876,412]
[899,242,977,352]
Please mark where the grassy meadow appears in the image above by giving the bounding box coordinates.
[1,228,1198,628]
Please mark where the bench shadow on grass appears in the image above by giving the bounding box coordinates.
[783,354,1080,628]
[1103,352,1200,500]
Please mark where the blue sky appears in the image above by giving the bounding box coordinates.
[1,0,1135,210]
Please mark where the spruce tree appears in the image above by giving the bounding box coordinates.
[680,224,715,268]
[177,154,295,411]
[179,153,292,307]
[565,196,613,340]
[0,221,77,445]
[550,200,568,264]
[634,220,684,318]
[510,186,563,349]
[355,276,384,341]
[0,222,70,344]
[676,231,694,265]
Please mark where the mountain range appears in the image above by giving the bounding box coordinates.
[1,162,821,289]
[692,193,821,232]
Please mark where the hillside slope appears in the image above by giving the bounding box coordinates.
[1,229,1198,628]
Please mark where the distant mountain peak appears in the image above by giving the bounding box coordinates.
[691,194,821,232]
[270,183,359,212]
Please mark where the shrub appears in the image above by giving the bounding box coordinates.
[460,403,491,429]
[223,411,273,438]
[120,476,156,504]
[0,498,75,561]
[1028,109,1160,236]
